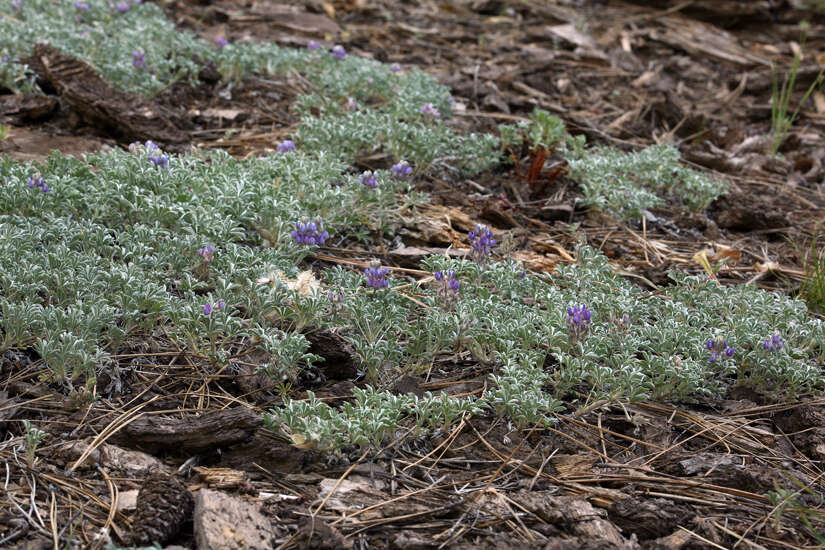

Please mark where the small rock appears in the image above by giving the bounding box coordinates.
[193,489,275,550]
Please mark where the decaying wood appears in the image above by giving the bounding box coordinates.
[27,43,187,146]
[113,407,262,453]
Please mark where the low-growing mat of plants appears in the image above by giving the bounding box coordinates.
[1,0,825,549]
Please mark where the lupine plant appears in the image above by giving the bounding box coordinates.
[22,420,47,467]
[468,224,496,264]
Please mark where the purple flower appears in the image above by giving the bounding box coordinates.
[390,160,412,179]
[27,173,49,192]
[203,303,213,316]
[345,97,357,111]
[277,140,296,153]
[420,103,440,118]
[705,336,734,363]
[359,171,378,188]
[11,0,21,9]
[149,153,168,169]
[365,261,389,289]
[114,1,130,12]
[434,270,460,301]
[389,64,401,73]
[198,245,215,262]
[307,40,320,51]
[216,299,226,310]
[468,224,495,263]
[566,304,592,341]
[74,1,89,9]
[291,217,329,246]
[215,36,228,48]
[331,45,347,59]
[144,140,159,150]
[131,49,145,68]
[762,333,783,352]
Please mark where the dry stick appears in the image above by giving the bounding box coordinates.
[563,414,666,451]
[93,466,118,550]
[69,396,159,473]
[330,480,449,527]
[49,490,58,550]
[402,419,466,473]
[423,418,469,475]
[306,447,370,546]
[528,450,558,491]
[678,526,729,550]
[712,521,770,550]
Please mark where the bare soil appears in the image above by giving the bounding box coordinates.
[2,1,825,549]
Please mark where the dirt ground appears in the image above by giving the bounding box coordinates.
[2,1,825,549]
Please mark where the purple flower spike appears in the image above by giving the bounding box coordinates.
[215,36,228,48]
[307,40,320,51]
[277,140,296,153]
[74,1,89,9]
[27,173,49,192]
[468,224,495,263]
[198,245,215,262]
[149,153,169,169]
[763,333,783,352]
[389,64,401,73]
[203,303,213,316]
[291,217,329,246]
[434,270,460,301]
[365,261,389,289]
[131,49,145,68]
[216,299,226,310]
[566,304,592,341]
[331,45,347,59]
[705,335,735,363]
[359,171,378,188]
[115,2,130,13]
[390,160,412,179]
[420,103,440,118]
[11,0,21,9]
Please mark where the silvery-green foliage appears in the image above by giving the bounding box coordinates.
[250,325,321,382]
[569,144,726,219]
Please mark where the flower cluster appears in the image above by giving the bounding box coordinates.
[277,140,296,153]
[149,152,168,169]
[291,218,329,246]
[331,45,347,59]
[566,304,592,341]
[434,270,460,301]
[420,103,440,118]
[705,336,734,363]
[27,173,50,192]
[307,40,320,51]
[468,224,495,263]
[345,97,357,111]
[359,171,378,188]
[215,36,228,48]
[391,160,412,179]
[762,333,783,352]
[131,49,145,68]
[365,261,389,289]
[74,1,89,9]
[389,64,402,73]
[198,245,214,263]
[203,299,226,316]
